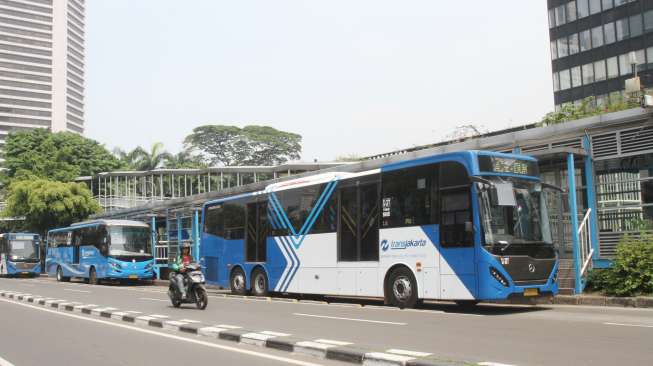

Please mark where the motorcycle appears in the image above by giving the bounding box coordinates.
[168,263,208,310]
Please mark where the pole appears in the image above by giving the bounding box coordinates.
[193,210,200,262]
[567,153,583,294]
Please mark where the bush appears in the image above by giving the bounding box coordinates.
[586,232,653,297]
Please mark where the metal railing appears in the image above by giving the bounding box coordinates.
[578,208,594,278]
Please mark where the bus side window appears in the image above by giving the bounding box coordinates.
[439,162,473,248]
[204,204,224,237]
[381,164,439,228]
[223,201,245,240]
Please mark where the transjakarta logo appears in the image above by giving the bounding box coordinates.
[381,239,427,251]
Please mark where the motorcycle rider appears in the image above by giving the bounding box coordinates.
[170,244,193,300]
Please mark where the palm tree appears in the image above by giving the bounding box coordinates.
[113,147,143,170]
[132,142,171,171]
[164,150,206,169]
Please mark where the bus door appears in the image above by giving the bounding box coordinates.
[438,163,477,299]
[71,231,81,266]
[245,201,268,263]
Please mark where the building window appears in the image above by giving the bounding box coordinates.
[555,5,566,26]
[551,40,558,60]
[592,26,604,48]
[619,53,631,76]
[614,0,629,5]
[589,0,601,15]
[568,33,579,55]
[571,66,582,88]
[607,56,619,78]
[560,69,571,90]
[580,30,591,51]
[557,37,569,58]
[549,8,556,28]
[582,63,594,84]
[630,15,643,37]
[645,10,653,32]
[567,1,577,22]
[553,72,560,92]
[578,0,589,18]
[635,49,645,68]
[604,22,616,44]
[602,0,613,10]
[595,60,607,81]
[616,18,629,41]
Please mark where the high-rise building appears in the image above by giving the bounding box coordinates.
[0,0,85,148]
[548,0,653,110]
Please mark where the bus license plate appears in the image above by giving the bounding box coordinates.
[524,288,539,297]
[128,275,138,279]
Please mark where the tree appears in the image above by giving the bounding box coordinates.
[113,147,143,170]
[2,179,100,235]
[113,143,171,171]
[184,125,302,166]
[164,150,207,169]
[2,129,123,183]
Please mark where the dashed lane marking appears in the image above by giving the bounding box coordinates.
[139,297,169,302]
[604,322,653,328]
[0,355,16,366]
[386,349,432,358]
[293,313,406,326]
[64,289,91,293]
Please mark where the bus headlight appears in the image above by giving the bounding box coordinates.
[145,262,153,270]
[490,267,509,287]
[109,262,122,270]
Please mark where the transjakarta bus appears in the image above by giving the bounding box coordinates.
[46,220,154,284]
[200,151,559,308]
[0,233,41,277]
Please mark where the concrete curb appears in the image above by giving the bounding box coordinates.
[0,288,498,366]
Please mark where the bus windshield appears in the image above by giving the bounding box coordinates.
[9,239,39,261]
[477,176,553,250]
[108,226,151,256]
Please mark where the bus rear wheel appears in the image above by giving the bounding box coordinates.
[251,268,268,297]
[88,267,98,285]
[386,267,418,309]
[230,267,247,295]
[56,266,69,282]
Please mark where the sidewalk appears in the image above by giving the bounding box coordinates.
[498,294,653,308]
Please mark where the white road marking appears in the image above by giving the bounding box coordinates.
[313,339,351,346]
[179,319,200,323]
[293,313,406,326]
[0,297,323,366]
[216,324,242,329]
[261,331,290,337]
[0,355,15,366]
[386,349,431,357]
[64,289,91,293]
[604,322,653,328]
[363,352,414,364]
[139,297,169,302]
[478,362,518,366]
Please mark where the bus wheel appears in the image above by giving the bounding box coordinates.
[251,268,268,297]
[88,267,98,285]
[387,267,418,309]
[56,266,69,282]
[230,267,247,295]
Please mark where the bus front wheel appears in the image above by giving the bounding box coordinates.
[88,267,98,285]
[56,267,69,282]
[230,267,247,295]
[386,267,418,309]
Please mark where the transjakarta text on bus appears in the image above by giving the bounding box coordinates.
[200,150,559,308]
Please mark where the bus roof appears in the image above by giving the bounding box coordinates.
[49,219,149,233]
[0,233,39,239]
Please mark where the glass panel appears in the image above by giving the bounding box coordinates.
[645,10,653,31]
[560,69,571,90]
[619,53,630,76]
[555,5,566,26]
[580,29,592,51]
[594,60,607,81]
[359,184,379,261]
[592,26,604,48]
[602,0,613,10]
[616,18,629,40]
[568,33,579,55]
[567,1,577,22]
[582,63,594,84]
[553,71,561,92]
[636,49,646,68]
[571,66,582,87]
[558,37,569,58]
[607,56,619,78]
[604,22,616,44]
[630,14,643,37]
[647,47,653,67]
[578,0,590,18]
[551,40,558,60]
[549,8,556,28]
[615,0,628,5]
[589,0,601,14]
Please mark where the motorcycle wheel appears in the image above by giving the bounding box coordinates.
[168,284,182,308]
[195,287,208,310]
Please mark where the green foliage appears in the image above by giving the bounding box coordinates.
[164,150,207,169]
[585,232,653,297]
[539,96,639,126]
[184,125,301,166]
[2,179,100,235]
[2,129,122,183]
[114,142,172,171]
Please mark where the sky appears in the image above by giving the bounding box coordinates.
[85,0,553,162]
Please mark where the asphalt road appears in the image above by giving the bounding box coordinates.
[1,277,652,366]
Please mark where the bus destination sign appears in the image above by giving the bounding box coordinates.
[478,156,538,176]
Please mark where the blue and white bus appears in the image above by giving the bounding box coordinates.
[46,220,154,284]
[0,233,41,277]
[200,151,559,308]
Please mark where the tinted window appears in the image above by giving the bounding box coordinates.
[604,22,616,44]
[204,203,224,237]
[630,15,643,37]
[440,162,469,188]
[382,164,439,228]
[440,162,473,248]
[223,201,246,240]
[337,179,380,262]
